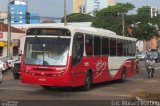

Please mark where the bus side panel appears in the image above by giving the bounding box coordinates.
[70,57,91,87]
[125,59,137,78]
[70,56,109,86]
[103,58,137,82]
[91,56,110,83]
[70,56,137,85]
[86,56,124,84]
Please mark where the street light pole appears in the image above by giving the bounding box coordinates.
[64,0,67,26]
[7,0,11,59]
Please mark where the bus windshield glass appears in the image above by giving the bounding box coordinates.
[24,37,71,66]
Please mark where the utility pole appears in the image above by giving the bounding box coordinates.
[64,0,67,26]
[122,11,125,36]
[7,0,11,59]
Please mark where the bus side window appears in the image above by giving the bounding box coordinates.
[110,38,116,56]
[128,41,132,56]
[94,36,101,56]
[102,37,109,55]
[85,35,93,56]
[123,40,127,56]
[72,33,84,66]
[132,41,136,56]
[117,39,123,56]
[126,41,129,56]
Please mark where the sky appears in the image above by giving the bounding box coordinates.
[0,0,72,18]
[0,0,160,18]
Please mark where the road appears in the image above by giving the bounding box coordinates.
[0,62,160,105]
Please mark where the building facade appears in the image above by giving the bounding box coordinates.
[73,0,84,13]
[10,0,40,24]
[0,22,25,58]
[10,0,27,24]
[84,0,108,15]
[73,0,115,15]
[108,0,115,6]
[0,12,7,24]
[30,13,40,24]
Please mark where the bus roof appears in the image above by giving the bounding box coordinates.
[27,25,137,41]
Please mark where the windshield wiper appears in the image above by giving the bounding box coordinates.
[35,36,45,65]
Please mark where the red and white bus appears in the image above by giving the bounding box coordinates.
[21,26,137,90]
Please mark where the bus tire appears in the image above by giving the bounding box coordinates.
[13,74,20,80]
[42,86,52,90]
[0,69,2,84]
[82,71,92,91]
[136,64,139,74]
[120,68,126,83]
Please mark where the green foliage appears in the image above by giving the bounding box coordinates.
[137,6,151,22]
[151,15,160,29]
[129,6,160,41]
[131,23,159,41]
[92,3,135,35]
[61,13,93,22]
[92,3,160,41]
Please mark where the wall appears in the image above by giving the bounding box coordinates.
[144,37,158,50]
[73,0,84,13]
[136,41,144,52]
[85,0,108,15]
[0,32,25,58]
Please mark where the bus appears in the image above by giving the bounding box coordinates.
[21,26,137,90]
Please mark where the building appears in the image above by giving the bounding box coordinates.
[84,0,109,15]
[30,13,40,24]
[151,7,159,18]
[10,0,40,24]
[108,0,115,6]
[10,0,27,24]
[73,0,84,13]
[73,0,115,15]
[0,12,7,24]
[0,22,25,58]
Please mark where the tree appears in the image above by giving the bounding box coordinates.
[128,6,160,41]
[61,13,93,22]
[92,3,135,35]
[41,19,56,23]
[131,23,159,41]
[92,3,160,41]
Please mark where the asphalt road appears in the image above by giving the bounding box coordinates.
[0,62,160,106]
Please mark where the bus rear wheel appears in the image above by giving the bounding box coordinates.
[120,68,126,83]
[13,73,20,80]
[82,72,92,91]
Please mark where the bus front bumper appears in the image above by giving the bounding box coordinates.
[21,73,72,87]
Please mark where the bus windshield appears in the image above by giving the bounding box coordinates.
[24,37,71,66]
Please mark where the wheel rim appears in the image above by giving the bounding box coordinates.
[122,72,126,80]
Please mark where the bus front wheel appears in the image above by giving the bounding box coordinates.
[82,72,92,91]
[42,86,52,90]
